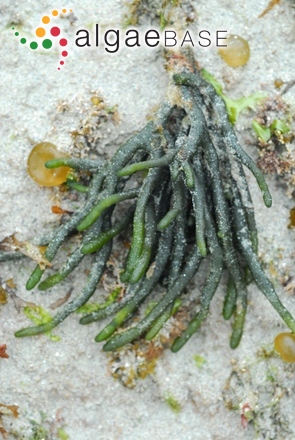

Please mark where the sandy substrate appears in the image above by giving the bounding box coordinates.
[1,0,295,439]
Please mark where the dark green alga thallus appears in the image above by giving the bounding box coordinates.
[15,62,295,352]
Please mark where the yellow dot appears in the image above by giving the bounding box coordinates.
[42,16,50,24]
[91,96,101,106]
[36,27,46,38]
[62,8,67,13]
[27,142,70,187]
[52,10,58,16]
[274,333,295,362]
[218,34,250,68]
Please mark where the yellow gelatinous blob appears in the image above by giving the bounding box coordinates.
[91,96,101,106]
[27,142,70,187]
[288,208,295,229]
[274,332,295,362]
[218,34,250,68]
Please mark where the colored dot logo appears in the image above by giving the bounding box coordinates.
[12,8,72,70]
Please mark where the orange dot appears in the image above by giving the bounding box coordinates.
[52,10,58,16]
[70,9,72,12]
[42,16,50,24]
[62,8,67,13]
[36,27,46,38]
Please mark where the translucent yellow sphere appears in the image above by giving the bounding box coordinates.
[218,34,250,68]
[274,332,295,362]
[27,142,70,187]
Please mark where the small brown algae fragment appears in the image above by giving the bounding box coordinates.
[288,208,295,229]
[218,35,250,68]
[27,142,70,186]
[258,0,280,18]
[274,332,295,362]
[0,286,7,305]
[274,78,284,89]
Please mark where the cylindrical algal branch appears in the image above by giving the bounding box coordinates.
[14,57,295,353]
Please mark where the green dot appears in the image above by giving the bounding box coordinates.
[15,32,19,36]
[30,41,38,50]
[20,38,26,44]
[42,39,52,49]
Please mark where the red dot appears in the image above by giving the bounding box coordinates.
[51,26,60,37]
[62,51,68,57]
[60,61,64,65]
[58,67,60,70]
[59,38,67,46]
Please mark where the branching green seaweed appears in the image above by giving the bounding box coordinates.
[14,55,295,352]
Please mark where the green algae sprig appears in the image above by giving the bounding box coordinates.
[15,57,295,353]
